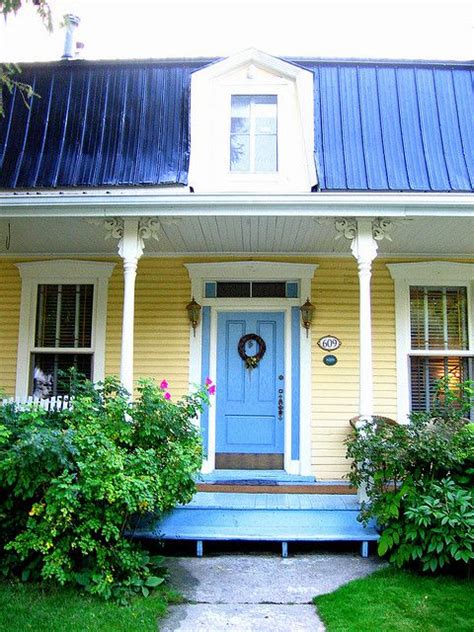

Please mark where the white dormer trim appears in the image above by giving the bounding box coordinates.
[189,48,316,193]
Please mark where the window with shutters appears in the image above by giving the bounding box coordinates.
[388,263,474,423]
[15,260,115,399]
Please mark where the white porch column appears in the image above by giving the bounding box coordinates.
[117,219,143,395]
[350,220,378,419]
[91,217,160,396]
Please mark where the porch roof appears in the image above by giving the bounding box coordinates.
[0,57,472,192]
[0,211,472,257]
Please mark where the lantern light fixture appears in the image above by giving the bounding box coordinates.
[300,297,315,337]
[186,297,201,336]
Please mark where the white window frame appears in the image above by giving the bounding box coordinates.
[387,262,474,423]
[15,260,115,398]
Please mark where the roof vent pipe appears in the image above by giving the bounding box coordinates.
[61,14,81,60]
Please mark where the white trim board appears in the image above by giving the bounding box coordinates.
[0,192,472,218]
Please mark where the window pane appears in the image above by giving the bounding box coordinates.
[231,96,250,131]
[410,356,472,413]
[252,282,286,297]
[32,353,93,397]
[410,287,468,350]
[254,96,277,134]
[230,134,250,171]
[254,134,277,172]
[35,284,93,348]
[216,282,251,298]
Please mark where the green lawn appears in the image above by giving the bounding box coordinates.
[314,567,474,632]
[0,580,178,632]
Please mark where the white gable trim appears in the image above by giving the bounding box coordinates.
[193,49,308,82]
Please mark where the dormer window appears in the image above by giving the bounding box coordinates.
[189,48,316,193]
[230,95,278,173]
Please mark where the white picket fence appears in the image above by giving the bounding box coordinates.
[1,395,73,411]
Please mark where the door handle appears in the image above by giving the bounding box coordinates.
[278,388,284,421]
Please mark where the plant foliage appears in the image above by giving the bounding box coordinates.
[346,378,474,572]
[0,376,211,602]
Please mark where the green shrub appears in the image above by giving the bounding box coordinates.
[0,376,213,602]
[346,379,474,573]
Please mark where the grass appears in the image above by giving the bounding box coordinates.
[314,567,474,632]
[0,580,180,632]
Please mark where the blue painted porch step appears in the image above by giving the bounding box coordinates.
[133,492,379,553]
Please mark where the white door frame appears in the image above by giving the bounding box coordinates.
[185,261,318,475]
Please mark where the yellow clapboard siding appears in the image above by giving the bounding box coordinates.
[2,255,470,482]
[0,261,21,395]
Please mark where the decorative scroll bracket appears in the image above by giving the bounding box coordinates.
[335,217,395,244]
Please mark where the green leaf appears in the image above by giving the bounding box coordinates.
[145,576,164,588]
[378,538,390,556]
[141,585,150,598]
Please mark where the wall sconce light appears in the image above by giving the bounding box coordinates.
[300,297,315,337]
[186,297,201,336]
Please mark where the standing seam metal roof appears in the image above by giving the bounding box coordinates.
[0,58,472,191]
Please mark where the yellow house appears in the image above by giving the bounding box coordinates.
[0,49,473,489]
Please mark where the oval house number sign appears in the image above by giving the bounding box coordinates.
[317,335,342,352]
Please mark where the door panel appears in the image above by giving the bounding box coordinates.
[216,311,285,459]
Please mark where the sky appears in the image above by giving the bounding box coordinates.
[0,0,472,62]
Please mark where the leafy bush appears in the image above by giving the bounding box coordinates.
[346,379,474,572]
[0,376,213,602]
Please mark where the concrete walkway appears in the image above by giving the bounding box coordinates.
[160,552,382,631]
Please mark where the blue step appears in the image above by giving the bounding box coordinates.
[132,492,379,556]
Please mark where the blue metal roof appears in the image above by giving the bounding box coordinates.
[301,61,474,191]
[0,60,200,188]
[0,58,472,191]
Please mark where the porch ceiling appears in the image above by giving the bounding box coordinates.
[0,215,472,257]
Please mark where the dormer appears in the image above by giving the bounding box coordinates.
[188,49,317,193]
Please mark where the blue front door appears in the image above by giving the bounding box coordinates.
[216,311,285,468]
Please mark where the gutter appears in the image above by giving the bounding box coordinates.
[0,192,472,218]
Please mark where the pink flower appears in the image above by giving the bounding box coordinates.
[160,379,169,390]
[164,392,171,400]
[205,377,213,386]
[208,385,216,396]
